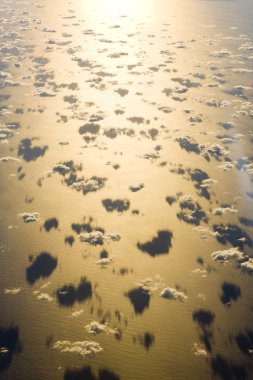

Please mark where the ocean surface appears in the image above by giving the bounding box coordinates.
[0,0,253,379]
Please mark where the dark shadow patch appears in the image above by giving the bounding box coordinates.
[235,330,253,355]
[64,366,96,380]
[137,230,173,256]
[0,326,21,372]
[193,309,215,353]
[176,136,200,154]
[100,250,108,259]
[213,224,252,249]
[239,217,253,228]
[65,236,75,246]
[18,138,48,162]
[102,199,130,212]
[148,128,158,140]
[43,218,59,232]
[56,277,92,307]
[79,124,100,134]
[71,218,104,235]
[192,309,215,327]
[177,197,208,225]
[26,252,57,284]
[104,128,118,139]
[126,288,150,314]
[188,168,210,200]
[165,196,176,205]
[211,355,247,380]
[64,366,120,380]
[220,283,241,305]
[133,332,155,350]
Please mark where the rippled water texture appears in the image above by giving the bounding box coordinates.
[0,0,253,379]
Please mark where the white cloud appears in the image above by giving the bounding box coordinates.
[211,247,244,263]
[241,259,253,274]
[193,343,208,357]
[53,340,103,357]
[160,287,187,302]
[212,207,237,215]
[96,257,113,267]
[4,288,22,295]
[70,309,84,318]
[129,183,144,192]
[79,231,121,245]
[18,212,40,223]
[0,156,21,162]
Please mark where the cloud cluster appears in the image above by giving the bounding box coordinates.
[19,212,40,223]
[53,340,102,357]
[79,231,121,246]
[160,287,187,302]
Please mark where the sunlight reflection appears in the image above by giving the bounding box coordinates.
[83,0,153,19]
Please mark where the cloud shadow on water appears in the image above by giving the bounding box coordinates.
[137,230,173,256]
[126,288,150,314]
[43,218,59,232]
[192,309,215,352]
[0,326,21,372]
[213,224,252,249]
[18,138,48,162]
[220,283,241,305]
[56,278,92,307]
[26,252,57,284]
[235,330,253,355]
[64,366,120,380]
[211,355,247,380]
[102,199,130,212]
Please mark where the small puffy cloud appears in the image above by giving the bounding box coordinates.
[70,309,84,318]
[52,164,71,174]
[79,231,121,246]
[193,343,208,357]
[33,291,53,302]
[96,257,113,267]
[72,177,106,194]
[53,340,102,357]
[85,321,106,334]
[85,321,117,336]
[240,259,253,274]
[4,288,22,295]
[0,156,21,162]
[211,247,244,263]
[19,212,40,223]
[129,183,144,192]
[160,287,187,302]
[212,207,237,216]
[217,162,234,171]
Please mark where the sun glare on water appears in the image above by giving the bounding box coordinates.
[83,0,153,19]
